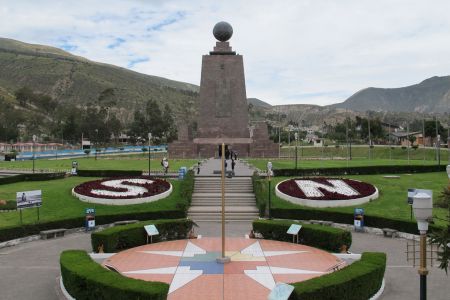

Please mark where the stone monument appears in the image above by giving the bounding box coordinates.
[169,21,278,158]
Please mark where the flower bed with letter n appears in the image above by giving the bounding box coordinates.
[72,177,172,205]
[275,177,378,208]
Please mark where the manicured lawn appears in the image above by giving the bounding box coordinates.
[267,172,448,227]
[247,158,439,170]
[0,177,184,227]
[279,145,449,161]
[0,156,198,172]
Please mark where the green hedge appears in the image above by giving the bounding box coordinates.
[76,169,142,177]
[0,210,184,243]
[0,172,65,185]
[91,218,194,253]
[60,250,168,300]
[290,252,386,300]
[274,164,446,177]
[177,170,195,213]
[0,200,16,211]
[271,207,441,235]
[252,172,267,216]
[252,219,351,252]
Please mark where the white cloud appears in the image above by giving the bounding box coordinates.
[1,0,450,106]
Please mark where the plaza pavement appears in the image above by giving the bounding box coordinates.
[1,224,449,299]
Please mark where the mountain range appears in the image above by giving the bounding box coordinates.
[0,37,449,127]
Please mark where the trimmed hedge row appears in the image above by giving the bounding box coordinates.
[177,170,195,213]
[76,169,142,177]
[91,218,194,253]
[0,210,184,243]
[271,207,441,235]
[290,252,386,299]
[61,250,168,300]
[252,172,267,216]
[274,164,446,177]
[0,172,65,185]
[252,219,351,252]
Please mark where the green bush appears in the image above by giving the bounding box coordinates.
[271,207,441,235]
[252,219,351,252]
[252,172,267,216]
[0,210,185,243]
[0,200,17,211]
[91,218,194,253]
[0,172,65,185]
[60,250,168,300]
[274,164,446,177]
[76,169,142,177]
[290,252,386,300]
[178,170,195,213]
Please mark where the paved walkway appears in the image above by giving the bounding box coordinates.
[197,158,255,177]
[1,225,449,299]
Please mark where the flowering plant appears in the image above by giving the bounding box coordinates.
[74,176,170,199]
[277,177,376,201]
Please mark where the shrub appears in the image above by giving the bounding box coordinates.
[252,171,267,216]
[0,210,185,243]
[0,172,65,185]
[290,252,386,299]
[178,170,195,213]
[273,164,446,177]
[252,219,351,252]
[60,250,168,300]
[271,207,442,235]
[76,170,142,177]
[91,218,194,253]
[0,200,16,211]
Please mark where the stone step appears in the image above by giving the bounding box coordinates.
[191,199,256,204]
[188,206,259,213]
[192,193,255,197]
[187,213,259,222]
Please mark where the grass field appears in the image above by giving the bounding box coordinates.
[280,145,450,161]
[0,177,184,227]
[247,158,441,170]
[0,156,198,172]
[267,172,448,227]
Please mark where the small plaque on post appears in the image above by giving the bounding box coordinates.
[144,224,159,244]
[287,224,302,243]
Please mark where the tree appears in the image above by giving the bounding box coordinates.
[430,186,450,273]
[162,104,177,142]
[14,87,34,107]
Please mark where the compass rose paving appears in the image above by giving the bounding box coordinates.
[103,237,344,300]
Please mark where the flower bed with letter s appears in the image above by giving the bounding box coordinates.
[72,177,172,205]
[275,177,378,208]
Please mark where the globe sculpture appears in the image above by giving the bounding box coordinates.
[213,21,233,42]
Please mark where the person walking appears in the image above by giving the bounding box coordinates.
[162,157,169,176]
[197,161,201,174]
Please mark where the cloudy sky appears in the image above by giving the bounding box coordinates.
[1,0,450,106]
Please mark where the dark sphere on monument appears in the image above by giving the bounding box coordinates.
[213,21,233,42]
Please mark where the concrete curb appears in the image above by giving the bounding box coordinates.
[369,279,385,300]
[58,276,75,300]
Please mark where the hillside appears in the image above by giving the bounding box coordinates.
[331,76,450,113]
[0,37,199,122]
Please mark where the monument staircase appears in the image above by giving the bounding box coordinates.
[188,159,259,222]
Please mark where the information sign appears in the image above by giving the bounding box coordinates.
[16,190,42,209]
[85,208,95,230]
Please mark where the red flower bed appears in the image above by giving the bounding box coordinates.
[277,177,376,201]
[74,176,171,199]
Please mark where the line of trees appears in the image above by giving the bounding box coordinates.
[0,87,177,146]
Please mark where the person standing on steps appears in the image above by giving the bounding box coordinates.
[231,159,235,176]
[197,161,201,174]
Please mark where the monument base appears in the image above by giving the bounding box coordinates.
[216,256,231,264]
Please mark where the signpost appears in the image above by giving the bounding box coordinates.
[148,132,152,177]
[287,224,302,243]
[178,167,187,180]
[85,208,96,231]
[354,208,364,232]
[71,161,78,175]
[16,190,42,223]
[144,224,159,244]
[267,161,273,219]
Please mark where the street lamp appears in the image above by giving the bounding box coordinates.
[295,132,298,170]
[32,134,37,173]
[267,161,273,219]
[148,133,152,177]
[95,129,99,160]
[412,192,433,300]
